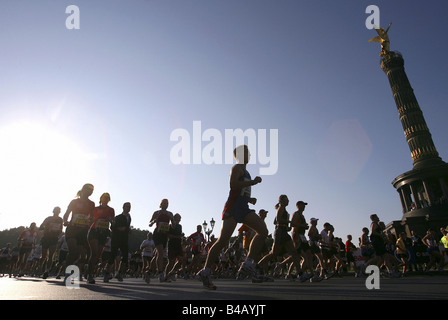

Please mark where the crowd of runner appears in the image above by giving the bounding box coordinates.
[0,200,447,285]
[1,146,448,289]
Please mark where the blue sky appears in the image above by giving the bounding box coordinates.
[1,0,447,243]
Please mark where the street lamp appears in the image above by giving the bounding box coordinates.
[202,218,215,242]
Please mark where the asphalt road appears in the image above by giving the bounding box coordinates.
[1,272,447,301]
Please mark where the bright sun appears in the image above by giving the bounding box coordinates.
[0,121,91,229]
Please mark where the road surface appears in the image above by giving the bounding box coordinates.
[1,272,446,301]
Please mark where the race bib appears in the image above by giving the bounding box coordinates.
[73,214,90,227]
[96,219,110,229]
[240,179,251,198]
[158,222,170,233]
[241,187,251,198]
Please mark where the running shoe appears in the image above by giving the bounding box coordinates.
[285,274,295,281]
[144,271,151,284]
[197,268,217,290]
[87,274,96,284]
[237,260,258,280]
[252,274,274,283]
[159,273,171,283]
[299,273,313,282]
[103,272,111,283]
[310,274,323,282]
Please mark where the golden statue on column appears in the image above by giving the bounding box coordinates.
[369,22,392,56]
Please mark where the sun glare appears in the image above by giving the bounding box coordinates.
[0,121,91,229]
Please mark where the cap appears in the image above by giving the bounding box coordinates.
[297,201,308,206]
[259,209,268,214]
[310,217,319,222]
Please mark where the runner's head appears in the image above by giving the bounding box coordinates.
[234,145,250,164]
[296,201,308,211]
[77,183,94,198]
[259,209,268,219]
[123,202,131,213]
[159,198,169,210]
[174,213,181,222]
[100,192,111,206]
[275,194,289,209]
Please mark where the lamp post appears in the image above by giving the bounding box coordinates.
[202,218,215,242]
